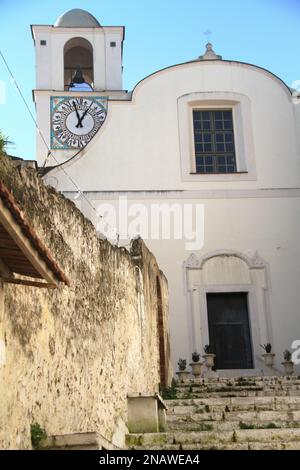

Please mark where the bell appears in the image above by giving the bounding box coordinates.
[69,67,93,91]
[71,68,85,84]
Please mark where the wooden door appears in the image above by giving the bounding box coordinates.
[207,292,253,369]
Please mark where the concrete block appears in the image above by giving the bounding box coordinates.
[127,394,167,433]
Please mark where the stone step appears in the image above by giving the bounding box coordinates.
[177,381,300,389]
[166,396,300,413]
[246,441,300,450]
[177,392,300,400]
[38,432,119,450]
[176,390,300,399]
[218,369,264,378]
[175,378,300,396]
[130,443,249,450]
[126,427,300,449]
[178,386,263,393]
[167,418,300,433]
[154,377,300,450]
[177,382,300,390]
[143,376,300,450]
[130,441,300,450]
[167,409,300,423]
[196,441,300,450]
[177,376,300,387]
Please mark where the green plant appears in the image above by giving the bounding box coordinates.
[178,358,187,371]
[283,349,292,361]
[0,130,13,154]
[239,421,279,430]
[192,351,201,363]
[183,390,193,399]
[239,421,256,430]
[260,343,272,353]
[204,344,213,354]
[264,422,278,429]
[198,423,213,431]
[30,422,47,448]
[160,378,178,400]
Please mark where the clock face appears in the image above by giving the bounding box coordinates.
[50,96,107,149]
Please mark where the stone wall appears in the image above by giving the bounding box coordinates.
[0,154,172,449]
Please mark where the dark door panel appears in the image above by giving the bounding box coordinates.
[207,292,253,369]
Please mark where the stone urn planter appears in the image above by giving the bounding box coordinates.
[176,370,190,383]
[190,351,202,378]
[203,353,216,369]
[282,361,294,375]
[262,353,275,367]
[203,345,216,376]
[282,350,294,375]
[260,344,275,367]
[177,358,190,383]
[190,362,203,378]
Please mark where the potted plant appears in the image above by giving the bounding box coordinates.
[203,344,216,369]
[176,358,190,383]
[192,351,201,362]
[190,351,203,378]
[282,349,294,375]
[260,343,275,366]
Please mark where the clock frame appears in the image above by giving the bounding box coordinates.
[50,96,107,149]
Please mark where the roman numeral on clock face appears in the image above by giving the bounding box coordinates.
[51,96,107,149]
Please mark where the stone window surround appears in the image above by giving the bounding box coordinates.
[183,250,272,370]
[177,91,257,182]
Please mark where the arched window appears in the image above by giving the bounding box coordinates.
[64,37,94,91]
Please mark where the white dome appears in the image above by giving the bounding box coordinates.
[54,9,101,28]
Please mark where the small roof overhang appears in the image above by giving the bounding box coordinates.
[0,180,70,288]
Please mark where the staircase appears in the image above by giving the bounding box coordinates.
[126,376,300,450]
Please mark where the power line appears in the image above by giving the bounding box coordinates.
[0,50,51,160]
[0,49,120,244]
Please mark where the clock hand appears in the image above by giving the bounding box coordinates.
[73,101,83,128]
[77,102,93,126]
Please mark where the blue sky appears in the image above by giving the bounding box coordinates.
[0,0,299,160]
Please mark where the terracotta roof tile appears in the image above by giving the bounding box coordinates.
[0,180,70,285]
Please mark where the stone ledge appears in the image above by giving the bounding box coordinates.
[38,432,121,450]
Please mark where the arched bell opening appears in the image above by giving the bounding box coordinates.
[64,37,94,91]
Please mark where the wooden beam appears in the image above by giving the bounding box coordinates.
[0,276,56,289]
[0,257,13,278]
[0,198,58,287]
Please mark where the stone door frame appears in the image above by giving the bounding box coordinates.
[183,249,273,370]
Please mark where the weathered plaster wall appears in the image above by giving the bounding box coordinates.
[0,154,171,449]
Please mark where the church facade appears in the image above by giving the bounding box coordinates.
[33,9,300,375]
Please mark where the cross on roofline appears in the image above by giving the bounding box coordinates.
[204,30,212,43]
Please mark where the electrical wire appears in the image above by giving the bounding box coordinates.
[0,49,120,244]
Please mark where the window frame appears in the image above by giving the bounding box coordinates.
[193,109,237,174]
[177,92,257,182]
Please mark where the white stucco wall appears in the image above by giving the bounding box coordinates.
[44,60,299,190]
[55,193,300,375]
[37,58,300,374]
[32,25,123,91]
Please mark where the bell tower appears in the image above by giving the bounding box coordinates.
[31,9,125,166]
